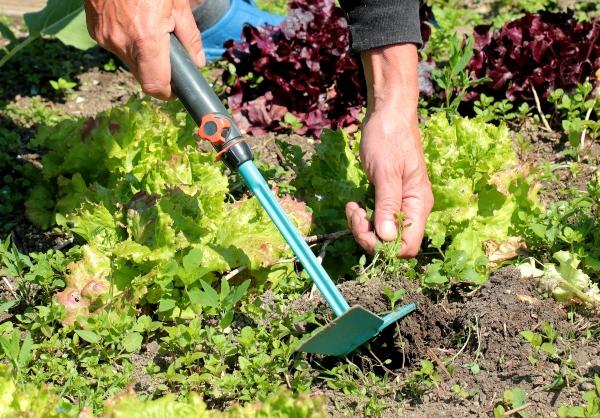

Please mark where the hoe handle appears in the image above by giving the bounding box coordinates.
[169,34,252,169]
[168,34,352,318]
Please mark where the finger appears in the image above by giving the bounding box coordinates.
[373,177,402,242]
[133,31,173,100]
[346,202,377,254]
[174,0,205,67]
[398,192,433,258]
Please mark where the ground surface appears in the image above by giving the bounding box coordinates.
[1,6,599,418]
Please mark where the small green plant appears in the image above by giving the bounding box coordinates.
[520,322,558,365]
[473,94,533,123]
[493,387,529,417]
[451,383,478,399]
[558,375,600,417]
[187,277,251,329]
[400,360,441,400]
[0,329,33,374]
[547,82,599,159]
[49,77,77,96]
[430,34,489,115]
[422,249,489,291]
[279,112,304,132]
[383,287,406,310]
[103,58,117,72]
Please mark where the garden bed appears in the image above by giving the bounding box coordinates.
[0,1,599,417]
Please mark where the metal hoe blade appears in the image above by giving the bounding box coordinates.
[238,161,416,356]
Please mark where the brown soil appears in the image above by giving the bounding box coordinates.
[517,119,600,205]
[129,339,166,396]
[248,132,315,168]
[294,266,599,417]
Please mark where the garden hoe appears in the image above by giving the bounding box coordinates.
[169,35,416,356]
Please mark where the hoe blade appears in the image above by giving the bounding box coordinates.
[298,306,383,356]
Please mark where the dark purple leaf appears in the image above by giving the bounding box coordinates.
[468,12,600,109]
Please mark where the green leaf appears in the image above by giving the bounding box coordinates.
[17,332,33,369]
[503,387,527,408]
[123,332,143,353]
[520,330,542,348]
[558,405,585,418]
[451,35,474,76]
[199,280,219,307]
[0,21,16,43]
[75,329,101,344]
[0,300,16,314]
[228,279,251,306]
[220,277,230,302]
[24,0,96,50]
[540,342,557,358]
[182,248,203,274]
[158,298,176,313]
[0,333,19,362]
[219,310,234,329]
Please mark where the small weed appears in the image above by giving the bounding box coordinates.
[520,322,558,365]
[451,383,478,399]
[558,375,600,417]
[103,58,117,72]
[430,33,490,115]
[547,81,599,160]
[493,387,529,417]
[49,77,77,97]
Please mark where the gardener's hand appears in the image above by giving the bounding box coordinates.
[346,44,433,257]
[84,0,204,100]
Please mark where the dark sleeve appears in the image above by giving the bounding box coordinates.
[338,0,423,52]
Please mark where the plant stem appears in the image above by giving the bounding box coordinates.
[1,276,17,299]
[504,402,532,416]
[0,34,39,68]
[531,85,553,132]
[305,229,351,244]
[580,97,596,151]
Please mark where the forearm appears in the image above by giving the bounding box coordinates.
[361,44,419,113]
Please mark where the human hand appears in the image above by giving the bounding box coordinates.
[345,44,433,257]
[84,0,205,100]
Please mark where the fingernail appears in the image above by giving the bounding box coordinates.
[380,220,397,240]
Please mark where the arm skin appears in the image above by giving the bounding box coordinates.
[345,43,434,257]
[84,0,205,100]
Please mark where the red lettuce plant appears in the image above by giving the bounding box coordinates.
[468,12,600,106]
[223,0,364,137]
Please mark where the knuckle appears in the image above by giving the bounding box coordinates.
[142,82,169,97]
[188,30,202,47]
[402,247,419,258]
[377,197,401,213]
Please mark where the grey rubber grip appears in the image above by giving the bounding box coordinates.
[169,34,238,137]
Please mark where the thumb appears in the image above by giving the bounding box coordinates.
[374,179,402,242]
[173,0,205,67]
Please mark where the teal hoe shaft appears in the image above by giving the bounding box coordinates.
[169,34,416,356]
[239,161,351,317]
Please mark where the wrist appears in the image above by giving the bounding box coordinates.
[361,43,419,112]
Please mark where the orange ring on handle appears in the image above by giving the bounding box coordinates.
[215,137,244,161]
[197,114,231,146]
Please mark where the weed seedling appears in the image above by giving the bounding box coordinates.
[0,329,33,374]
[493,387,530,417]
[558,375,600,418]
[520,322,558,365]
[49,77,77,97]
